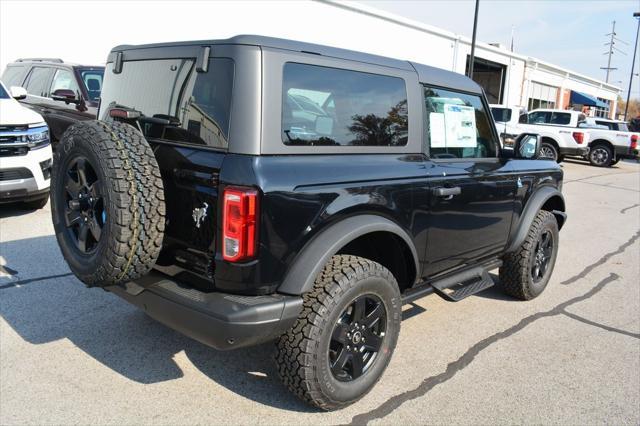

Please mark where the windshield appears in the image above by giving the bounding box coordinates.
[78,68,104,101]
[0,82,9,99]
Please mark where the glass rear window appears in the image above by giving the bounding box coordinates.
[79,69,104,101]
[281,63,408,147]
[491,107,511,123]
[100,57,234,149]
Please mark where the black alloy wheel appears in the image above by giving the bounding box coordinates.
[329,294,387,382]
[64,156,105,254]
[531,229,553,283]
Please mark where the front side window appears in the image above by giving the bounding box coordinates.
[100,57,234,149]
[527,111,550,124]
[0,84,8,99]
[50,69,80,96]
[423,86,497,159]
[281,63,408,146]
[25,67,53,96]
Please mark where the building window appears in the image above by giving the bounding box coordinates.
[594,98,611,118]
[527,82,558,111]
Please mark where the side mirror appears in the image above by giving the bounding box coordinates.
[9,86,27,100]
[514,133,541,159]
[51,88,79,104]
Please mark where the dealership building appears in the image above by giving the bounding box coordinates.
[226,0,620,118]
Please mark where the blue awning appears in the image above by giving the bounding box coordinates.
[570,91,608,108]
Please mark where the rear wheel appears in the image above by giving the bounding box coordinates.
[589,144,613,167]
[275,255,401,410]
[539,142,558,162]
[51,120,165,287]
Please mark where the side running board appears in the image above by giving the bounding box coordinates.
[402,260,501,304]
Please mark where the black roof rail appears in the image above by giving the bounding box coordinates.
[15,58,64,63]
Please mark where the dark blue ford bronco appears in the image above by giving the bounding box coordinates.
[50,36,566,410]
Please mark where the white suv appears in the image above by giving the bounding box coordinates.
[0,80,52,209]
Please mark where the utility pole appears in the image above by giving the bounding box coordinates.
[467,0,480,79]
[624,12,640,121]
[601,20,627,83]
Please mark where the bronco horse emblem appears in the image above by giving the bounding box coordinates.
[192,202,209,228]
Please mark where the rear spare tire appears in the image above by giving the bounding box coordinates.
[51,120,165,287]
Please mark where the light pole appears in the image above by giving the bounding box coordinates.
[467,0,480,79]
[624,12,640,121]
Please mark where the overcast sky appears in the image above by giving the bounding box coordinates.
[358,0,640,98]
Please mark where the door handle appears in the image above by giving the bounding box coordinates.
[434,186,461,197]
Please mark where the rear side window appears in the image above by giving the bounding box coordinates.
[79,69,104,101]
[423,86,497,159]
[100,57,234,149]
[491,107,511,123]
[1,65,27,87]
[550,112,570,125]
[24,67,53,97]
[527,111,550,124]
[281,63,408,146]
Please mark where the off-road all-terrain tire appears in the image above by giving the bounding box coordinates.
[499,210,559,300]
[51,120,165,287]
[275,255,401,410]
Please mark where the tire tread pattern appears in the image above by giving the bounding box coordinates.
[52,120,165,287]
[275,255,397,410]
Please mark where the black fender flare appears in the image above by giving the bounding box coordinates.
[277,215,420,295]
[506,186,566,253]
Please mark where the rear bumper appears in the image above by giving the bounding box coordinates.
[107,270,303,350]
[614,145,639,160]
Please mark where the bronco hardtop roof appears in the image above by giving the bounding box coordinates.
[108,34,483,94]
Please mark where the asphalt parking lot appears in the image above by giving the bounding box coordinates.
[1,159,639,425]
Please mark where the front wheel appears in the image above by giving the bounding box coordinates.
[499,210,559,300]
[275,255,401,410]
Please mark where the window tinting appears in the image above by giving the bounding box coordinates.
[491,107,511,123]
[1,66,27,87]
[527,111,550,124]
[0,84,8,99]
[423,86,497,159]
[25,67,53,96]
[50,69,80,95]
[100,58,234,149]
[281,63,408,146]
[79,69,104,101]
[550,112,570,125]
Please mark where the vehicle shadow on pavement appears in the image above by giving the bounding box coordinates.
[472,273,517,301]
[0,203,45,219]
[0,236,314,412]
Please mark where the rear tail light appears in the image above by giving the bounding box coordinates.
[572,132,584,144]
[631,134,638,150]
[222,187,258,262]
[109,108,141,119]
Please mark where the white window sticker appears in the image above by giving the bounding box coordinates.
[443,104,477,148]
[429,112,446,148]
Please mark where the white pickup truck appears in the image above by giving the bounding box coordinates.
[578,117,639,166]
[491,106,639,167]
[491,106,589,163]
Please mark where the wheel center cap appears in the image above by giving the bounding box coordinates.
[351,331,362,344]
